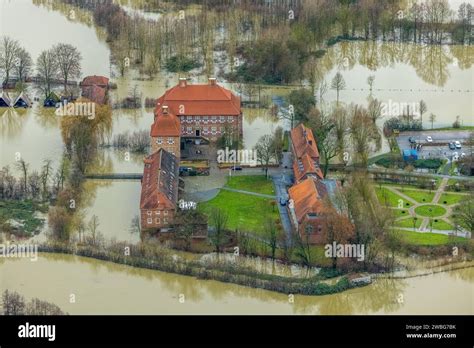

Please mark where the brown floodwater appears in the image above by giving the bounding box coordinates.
[0,253,472,314]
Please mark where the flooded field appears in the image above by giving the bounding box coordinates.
[0,253,472,314]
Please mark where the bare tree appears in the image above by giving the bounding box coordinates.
[0,36,20,85]
[14,47,32,82]
[210,208,228,253]
[53,43,82,92]
[367,75,375,96]
[331,72,346,105]
[87,214,101,246]
[264,217,279,260]
[254,134,275,177]
[36,49,59,99]
[429,113,436,129]
[15,159,29,198]
[419,100,427,128]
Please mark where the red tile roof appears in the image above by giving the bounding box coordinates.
[82,85,106,104]
[294,153,324,182]
[140,149,179,210]
[288,178,324,223]
[290,123,319,159]
[151,106,181,137]
[155,80,241,116]
[81,75,109,88]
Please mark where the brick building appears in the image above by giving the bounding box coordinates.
[150,105,181,157]
[287,123,338,244]
[139,149,179,232]
[153,78,242,141]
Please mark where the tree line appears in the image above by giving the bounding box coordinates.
[1,290,66,315]
[0,36,82,97]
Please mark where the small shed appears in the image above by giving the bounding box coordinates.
[0,91,11,107]
[13,92,32,108]
[43,92,60,107]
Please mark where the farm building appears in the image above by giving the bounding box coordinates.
[13,92,32,108]
[0,91,12,107]
[43,92,61,107]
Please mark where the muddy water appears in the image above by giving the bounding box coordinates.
[320,41,473,128]
[80,180,141,243]
[0,253,472,314]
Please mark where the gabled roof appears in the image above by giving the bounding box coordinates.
[155,80,241,116]
[151,106,181,137]
[45,91,60,102]
[140,149,179,210]
[13,92,31,106]
[290,123,319,159]
[82,85,106,104]
[0,91,12,106]
[294,153,324,182]
[288,178,325,223]
[81,75,109,87]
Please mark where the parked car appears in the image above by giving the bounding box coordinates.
[426,136,433,142]
[454,141,461,149]
[448,142,456,150]
[279,197,287,206]
[460,152,466,158]
[453,152,459,161]
[231,166,242,171]
[408,137,416,144]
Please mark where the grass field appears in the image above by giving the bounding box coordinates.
[438,193,466,205]
[396,230,467,246]
[395,217,423,228]
[414,205,446,217]
[429,219,454,231]
[226,175,275,195]
[0,200,47,235]
[375,187,413,208]
[199,190,279,233]
[399,189,435,203]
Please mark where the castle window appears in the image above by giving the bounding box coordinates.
[147,218,152,224]
[156,137,163,145]
[147,211,152,216]
[305,225,313,235]
[220,116,225,123]
[167,137,174,144]
[155,218,160,224]
[228,116,233,122]
[164,210,168,216]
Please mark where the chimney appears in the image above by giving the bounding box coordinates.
[162,105,169,115]
[179,78,187,88]
[208,77,217,86]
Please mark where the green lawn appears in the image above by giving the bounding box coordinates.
[395,217,422,228]
[399,189,435,204]
[396,230,467,246]
[226,175,275,195]
[0,200,47,235]
[375,187,413,208]
[438,193,466,205]
[414,205,446,217]
[199,190,279,233]
[395,209,410,217]
[429,219,454,231]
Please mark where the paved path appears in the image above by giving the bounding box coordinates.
[432,177,449,204]
[391,226,471,238]
[271,173,293,241]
